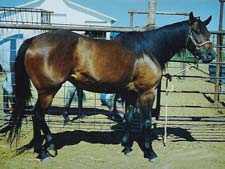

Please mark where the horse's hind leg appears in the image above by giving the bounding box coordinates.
[140,89,158,162]
[33,88,59,160]
[32,115,42,154]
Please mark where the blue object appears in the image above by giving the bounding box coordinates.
[209,64,225,84]
[100,93,113,108]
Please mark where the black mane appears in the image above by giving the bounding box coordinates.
[117,20,190,68]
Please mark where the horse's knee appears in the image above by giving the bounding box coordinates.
[124,109,133,124]
[144,119,152,131]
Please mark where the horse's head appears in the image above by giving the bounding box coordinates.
[186,12,216,63]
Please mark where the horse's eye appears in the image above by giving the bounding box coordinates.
[194,29,201,34]
[208,32,211,37]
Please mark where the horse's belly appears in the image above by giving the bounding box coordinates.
[69,73,127,93]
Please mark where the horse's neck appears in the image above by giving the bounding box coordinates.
[146,21,189,66]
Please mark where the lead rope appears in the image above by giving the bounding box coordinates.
[163,74,174,146]
[163,64,194,146]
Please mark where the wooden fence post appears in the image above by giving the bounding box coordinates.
[214,0,224,102]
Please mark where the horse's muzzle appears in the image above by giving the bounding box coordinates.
[198,48,216,63]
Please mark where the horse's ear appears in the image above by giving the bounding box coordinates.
[189,12,195,24]
[203,16,212,25]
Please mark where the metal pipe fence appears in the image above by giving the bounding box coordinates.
[0,7,224,133]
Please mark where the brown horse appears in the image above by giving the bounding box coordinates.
[7,12,216,161]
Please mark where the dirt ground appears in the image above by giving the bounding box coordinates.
[0,63,225,169]
[0,124,225,169]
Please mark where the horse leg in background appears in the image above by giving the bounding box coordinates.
[100,93,114,110]
[77,88,85,118]
[32,89,59,160]
[2,76,13,119]
[140,89,158,162]
[121,92,137,155]
[111,94,124,122]
[2,81,10,114]
[112,94,118,112]
[63,85,77,125]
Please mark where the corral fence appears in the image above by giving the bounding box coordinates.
[0,4,225,142]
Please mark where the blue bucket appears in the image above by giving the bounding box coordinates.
[208,64,225,84]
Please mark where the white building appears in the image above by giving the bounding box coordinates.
[0,0,117,72]
[0,0,117,39]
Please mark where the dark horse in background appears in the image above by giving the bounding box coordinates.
[6,12,216,161]
[62,85,125,124]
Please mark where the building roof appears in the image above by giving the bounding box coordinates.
[16,0,117,24]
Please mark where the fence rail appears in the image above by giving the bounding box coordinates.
[0,22,146,32]
[0,22,224,34]
[0,14,224,127]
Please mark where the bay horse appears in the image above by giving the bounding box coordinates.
[7,12,216,161]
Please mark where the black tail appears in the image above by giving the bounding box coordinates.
[7,38,33,145]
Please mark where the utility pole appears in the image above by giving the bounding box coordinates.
[147,0,157,29]
[129,11,134,27]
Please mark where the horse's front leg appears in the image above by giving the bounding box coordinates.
[121,92,137,155]
[121,104,134,155]
[140,89,158,162]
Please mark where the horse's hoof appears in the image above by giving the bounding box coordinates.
[80,114,87,119]
[47,144,57,157]
[111,113,124,122]
[37,150,50,161]
[148,153,158,163]
[149,156,159,163]
[78,114,87,119]
[122,147,133,155]
[4,114,11,121]
[63,119,71,126]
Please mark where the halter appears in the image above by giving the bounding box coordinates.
[185,17,212,50]
[188,32,212,50]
